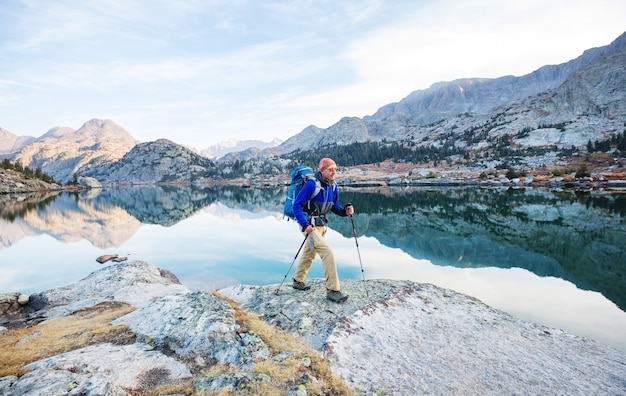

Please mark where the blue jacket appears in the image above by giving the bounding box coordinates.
[293,172,348,229]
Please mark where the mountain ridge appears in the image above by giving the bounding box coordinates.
[365,30,626,122]
[6,119,137,183]
[201,137,282,159]
[0,128,36,156]
[83,138,215,185]
[256,30,625,161]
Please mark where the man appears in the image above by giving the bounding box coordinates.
[291,157,355,303]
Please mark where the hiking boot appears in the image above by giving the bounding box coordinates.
[327,289,348,303]
[292,279,311,291]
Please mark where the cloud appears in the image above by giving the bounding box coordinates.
[342,0,626,99]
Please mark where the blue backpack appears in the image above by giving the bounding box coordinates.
[284,165,321,220]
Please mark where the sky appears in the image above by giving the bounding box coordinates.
[1,0,625,150]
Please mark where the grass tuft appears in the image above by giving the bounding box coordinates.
[211,291,354,396]
[0,301,136,378]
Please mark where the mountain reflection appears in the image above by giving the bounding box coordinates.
[338,187,626,312]
[1,190,142,249]
[1,185,624,311]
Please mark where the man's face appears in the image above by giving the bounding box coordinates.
[321,166,338,181]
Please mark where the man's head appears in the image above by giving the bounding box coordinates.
[319,157,338,181]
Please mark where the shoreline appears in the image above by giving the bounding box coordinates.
[3,178,626,194]
[4,160,626,193]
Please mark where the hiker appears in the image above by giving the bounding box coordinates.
[291,157,354,302]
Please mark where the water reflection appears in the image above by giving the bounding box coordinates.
[1,186,625,351]
[338,187,626,312]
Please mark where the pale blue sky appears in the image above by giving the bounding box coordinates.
[1,0,624,149]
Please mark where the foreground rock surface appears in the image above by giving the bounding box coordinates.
[224,280,626,395]
[1,261,624,395]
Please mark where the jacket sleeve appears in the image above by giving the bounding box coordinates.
[293,179,316,228]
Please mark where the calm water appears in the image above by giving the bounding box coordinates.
[1,186,625,352]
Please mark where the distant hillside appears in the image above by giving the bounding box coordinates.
[201,138,282,159]
[8,119,137,183]
[364,30,625,123]
[84,139,216,185]
[0,128,35,155]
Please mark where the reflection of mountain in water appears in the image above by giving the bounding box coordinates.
[356,216,568,277]
[335,187,626,311]
[0,186,287,249]
[0,186,220,248]
[99,186,286,226]
[99,186,213,226]
[0,192,61,222]
[0,191,141,249]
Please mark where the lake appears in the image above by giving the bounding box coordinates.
[1,185,625,352]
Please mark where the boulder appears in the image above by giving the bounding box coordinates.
[25,261,189,322]
[16,295,29,306]
[77,176,102,188]
[96,254,118,263]
[0,293,30,327]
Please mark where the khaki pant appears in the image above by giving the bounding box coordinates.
[293,225,341,292]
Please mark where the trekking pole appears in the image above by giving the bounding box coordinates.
[349,214,369,298]
[275,234,309,294]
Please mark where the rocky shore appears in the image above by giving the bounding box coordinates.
[0,169,61,194]
[221,161,626,191]
[1,261,624,395]
[0,169,88,195]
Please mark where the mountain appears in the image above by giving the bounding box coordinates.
[9,119,137,183]
[365,31,625,123]
[84,138,216,185]
[201,138,282,159]
[0,128,36,155]
[252,31,625,165]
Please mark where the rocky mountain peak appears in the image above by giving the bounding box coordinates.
[10,119,138,183]
[0,127,16,142]
[84,138,215,185]
[365,30,626,124]
[78,119,131,138]
[201,137,282,159]
[40,126,76,140]
[0,128,35,156]
[550,50,626,117]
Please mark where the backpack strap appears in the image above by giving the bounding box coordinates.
[302,177,322,216]
[311,178,322,200]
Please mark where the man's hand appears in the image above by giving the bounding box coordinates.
[345,204,355,216]
[303,225,314,234]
